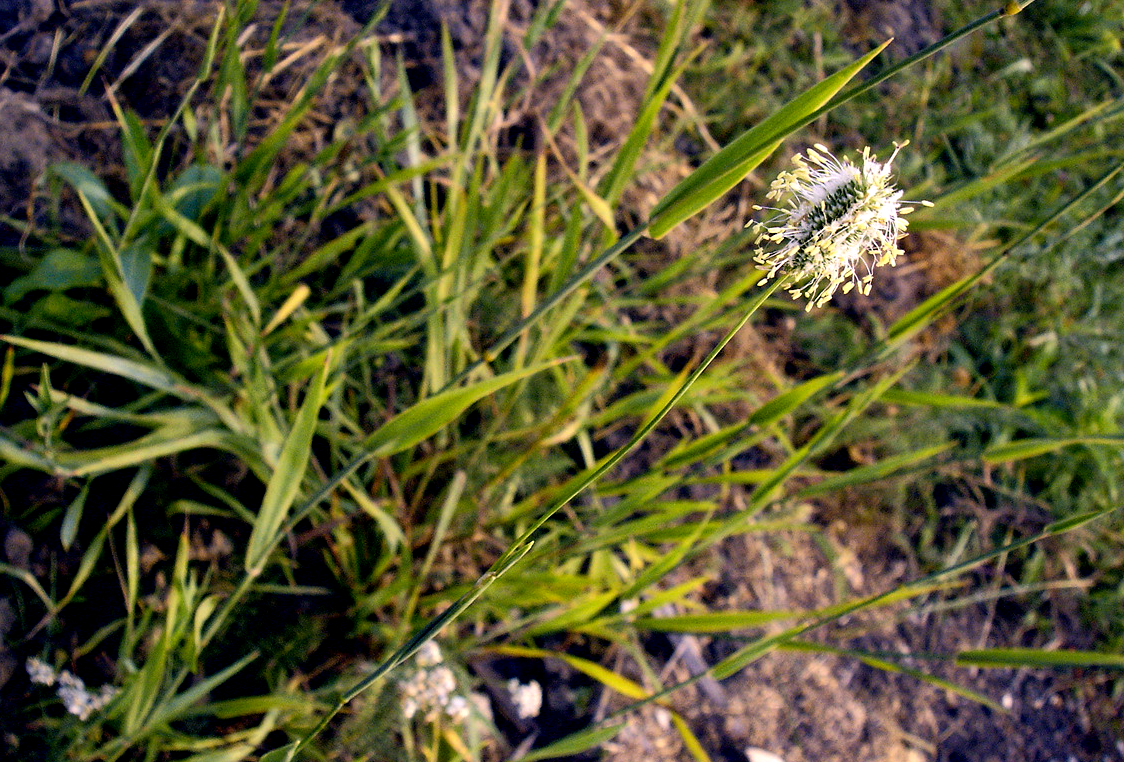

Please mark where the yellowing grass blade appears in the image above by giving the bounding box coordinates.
[491,645,649,700]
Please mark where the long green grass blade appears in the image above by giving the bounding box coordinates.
[748,371,845,428]
[956,648,1124,669]
[517,723,627,762]
[363,359,571,457]
[796,442,954,496]
[648,40,890,238]
[634,611,795,632]
[982,436,1124,464]
[245,357,331,576]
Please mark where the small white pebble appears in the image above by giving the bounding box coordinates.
[745,748,786,762]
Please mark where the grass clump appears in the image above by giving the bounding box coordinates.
[1,0,1122,760]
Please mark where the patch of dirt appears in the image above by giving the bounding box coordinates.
[0,88,62,227]
[840,0,942,56]
[601,521,1123,762]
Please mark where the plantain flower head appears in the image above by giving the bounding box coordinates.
[749,142,929,310]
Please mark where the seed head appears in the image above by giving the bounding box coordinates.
[749,142,929,310]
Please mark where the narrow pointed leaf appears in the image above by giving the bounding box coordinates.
[748,371,845,428]
[982,436,1124,464]
[517,723,626,762]
[648,40,890,238]
[363,358,571,457]
[245,358,331,576]
[956,648,1124,669]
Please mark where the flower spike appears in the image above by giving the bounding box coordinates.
[749,142,930,310]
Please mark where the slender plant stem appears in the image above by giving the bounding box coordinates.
[489,278,784,571]
[260,0,1043,588]
[452,222,652,385]
[739,2,1037,159]
[274,279,784,759]
[601,502,1113,723]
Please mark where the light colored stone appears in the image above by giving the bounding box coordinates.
[745,747,786,762]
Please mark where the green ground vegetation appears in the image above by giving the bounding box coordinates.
[1,0,1122,759]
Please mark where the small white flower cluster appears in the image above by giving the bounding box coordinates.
[398,642,470,723]
[26,657,118,721]
[749,142,930,310]
[506,678,543,719]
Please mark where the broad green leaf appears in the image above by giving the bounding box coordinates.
[648,40,890,238]
[245,358,331,576]
[0,433,56,473]
[0,346,11,409]
[3,249,102,303]
[116,106,155,200]
[51,162,116,221]
[118,239,154,306]
[286,354,557,529]
[53,428,236,478]
[179,746,256,762]
[169,164,222,221]
[82,197,159,357]
[1044,506,1117,535]
[204,695,327,719]
[0,335,242,433]
[258,744,299,762]
[0,337,182,392]
[59,483,89,550]
[0,562,54,610]
[28,293,112,327]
